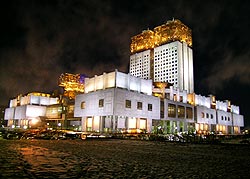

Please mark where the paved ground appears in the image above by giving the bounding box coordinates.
[0,139,249,179]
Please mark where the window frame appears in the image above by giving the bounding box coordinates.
[125,100,131,108]
[99,99,104,108]
[137,101,143,110]
[148,103,152,111]
[81,101,86,109]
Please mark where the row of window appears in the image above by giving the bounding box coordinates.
[131,55,150,60]
[201,112,231,121]
[155,48,177,54]
[155,61,178,66]
[81,99,153,111]
[221,116,231,121]
[126,100,152,111]
[155,51,177,56]
[155,55,178,60]
[201,112,214,119]
[167,103,193,119]
[155,70,178,75]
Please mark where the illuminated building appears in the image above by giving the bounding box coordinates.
[3,18,245,135]
[74,70,159,133]
[45,103,81,131]
[4,93,59,128]
[130,19,194,93]
[59,73,86,99]
[187,94,244,134]
[74,70,243,135]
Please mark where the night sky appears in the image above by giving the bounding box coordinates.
[0,0,249,127]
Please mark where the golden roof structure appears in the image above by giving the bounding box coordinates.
[130,19,192,54]
[59,73,85,99]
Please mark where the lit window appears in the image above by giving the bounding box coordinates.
[81,101,86,109]
[125,100,131,108]
[99,99,104,108]
[168,103,176,118]
[178,105,185,118]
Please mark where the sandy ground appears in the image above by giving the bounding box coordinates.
[0,139,249,179]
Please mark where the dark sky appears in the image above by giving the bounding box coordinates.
[0,0,249,127]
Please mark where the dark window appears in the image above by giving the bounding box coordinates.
[81,101,86,109]
[148,104,152,111]
[228,117,230,121]
[201,112,205,118]
[186,107,193,119]
[160,100,165,118]
[99,99,104,108]
[180,96,183,102]
[168,103,176,118]
[206,113,209,118]
[137,102,142,110]
[125,100,131,108]
[211,114,213,119]
[221,116,224,120]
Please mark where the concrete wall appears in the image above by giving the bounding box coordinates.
[195,106,217,125]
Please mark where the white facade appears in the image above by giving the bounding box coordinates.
[84,70,152,95]
[192,94,244,134]
[75,70,159,133]
[130,41,194,93]
[9,93,58,108]
[75,88,160,133]
[154,41,193,93]
[130,50,151,80]
[5,93,59,128]
[74,70,244,135]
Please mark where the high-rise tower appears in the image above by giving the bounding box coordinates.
[129,19,194,93]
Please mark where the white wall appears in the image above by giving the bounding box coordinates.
[232,114,244,127]
[195,106,217,125]
[217,110,233,126]
[4,108,15,120]
[14,106,27,119]
[26,105,46,118]
[195,94,210,108]
[74,88,115,117]
[84,70,152,95]
[231,105,240,114]
[75,88,159,119]
[113,88,160,119]
[216,101,227,112]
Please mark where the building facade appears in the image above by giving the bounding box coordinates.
[130,19,194,93]
[74,70,244,135]
[4,19,245,135]
[4,93,59,128]
[74,70,160,133]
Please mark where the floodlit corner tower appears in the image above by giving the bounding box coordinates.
[59,73,86,99]
[130,19,194,93]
